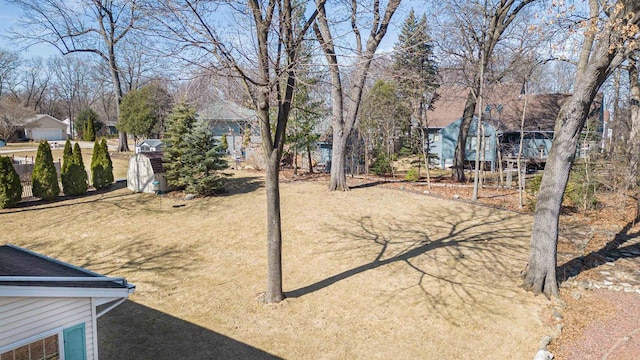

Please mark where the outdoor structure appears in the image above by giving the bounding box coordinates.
[127,152,170,194]
[198,100,258,157]
[0,244,135,360]
[135,139,164,154]
[425,86,603,170]
[23,114,68,141]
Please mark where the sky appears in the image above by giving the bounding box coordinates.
[0,0,425,60]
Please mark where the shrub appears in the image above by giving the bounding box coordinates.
[91,138,113,189]
[63,142,88,196]
[32,141,60,201]
[525,163,599,212]
[370,150,393,176]
[405,167,419,181]
[0,156,22,208]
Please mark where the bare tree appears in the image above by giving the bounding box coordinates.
[155,0,322,303]
[522,0,640,297]
[436,0,538,182]
[314,0,401,191]
[8,0,141,151]
[0,49,21,97]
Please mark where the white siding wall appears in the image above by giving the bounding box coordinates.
[0,297,95,360]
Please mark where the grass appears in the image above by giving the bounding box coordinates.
[0,168,552,359]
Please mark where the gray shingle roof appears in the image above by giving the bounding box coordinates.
[198,100,256,121]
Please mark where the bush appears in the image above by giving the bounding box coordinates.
[62,142,88,196]
[0,156,22,208]
[370,150,393,176]
[32,141,60,201]
[91,138,113,189]
[405,167,419,181]
[525,163,599,212]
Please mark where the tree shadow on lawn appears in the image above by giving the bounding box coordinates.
[219,176,264,196]
[24,237,201,293]
[286,205,532,323]
[99,300,281,360]
[557,220,640,283]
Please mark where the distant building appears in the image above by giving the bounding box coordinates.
[23,114,68,141]
[135,139,164,154]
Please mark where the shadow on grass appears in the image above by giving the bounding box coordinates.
[1,181,130,214]
[557,220,640,283]
[286,205,531,323]
[99,300,280,360]
[219,176,264,196]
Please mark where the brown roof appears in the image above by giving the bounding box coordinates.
[427,85,570,132]
[140,152,165,173]
[0,245,129,289]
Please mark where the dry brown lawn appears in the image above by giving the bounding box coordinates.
[0,170,551,359]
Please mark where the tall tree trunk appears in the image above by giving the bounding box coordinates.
[522,19,625,296]
[107,49,129,152]
[307,142,313,174]
[329,126,349,190]
[265,148,284,302]
[627,55,640,221]
[453,87,479,182]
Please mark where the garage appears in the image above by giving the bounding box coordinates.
[30,128,64,141]
[23,114,68,141]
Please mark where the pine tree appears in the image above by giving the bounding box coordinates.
[101,138,114,185]
[164,102,197,189]
[181,119,229,195]
[83,115,96,141]
[91,138,112,189]
[0,156,22,208]
[32,141,60,201]
[61,139,74,194]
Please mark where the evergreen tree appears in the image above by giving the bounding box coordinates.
[61,139,74,194]
[0,156,22,208]
[164,102,197,189]
[181,119,229,195]
[220,133,228,153]
[77,108,101,141]
[32,141,60,201]
[101,138,114,185]
[91,138,113,189]
[64,143,88,196]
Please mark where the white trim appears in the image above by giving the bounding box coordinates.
[0,285,133,298]
[96,298,126,318]
[0,276,127,284]
[91,297,98,360]
[94,297,123,306]
[0,326,63,355]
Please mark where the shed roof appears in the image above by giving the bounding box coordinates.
[139,152,165,173]
[198,100,256,121]
[0,244,133,290]
[138,139,164,148]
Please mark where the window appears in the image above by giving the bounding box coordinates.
[0,334,59,360]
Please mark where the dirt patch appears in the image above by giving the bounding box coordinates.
[1,170,551,359]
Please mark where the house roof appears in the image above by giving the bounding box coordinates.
[139,152,165,173]
[22,114,68,129]
[138,139,164,148]
[198,100,256,121]
[0,244,134,296]
[428,85,571,132]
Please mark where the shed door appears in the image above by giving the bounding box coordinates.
[63,323,86,360]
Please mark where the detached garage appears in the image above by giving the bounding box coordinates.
[127,152,171,194]
[23,114,68,141]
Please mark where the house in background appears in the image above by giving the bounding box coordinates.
[425,86,603,170]
[198,100,258,157]
[23,114,68,141]
[127,152,170,194]
[135,139,164,154]
[0,244,135,360]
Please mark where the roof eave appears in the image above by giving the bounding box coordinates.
[0,284,135,298]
